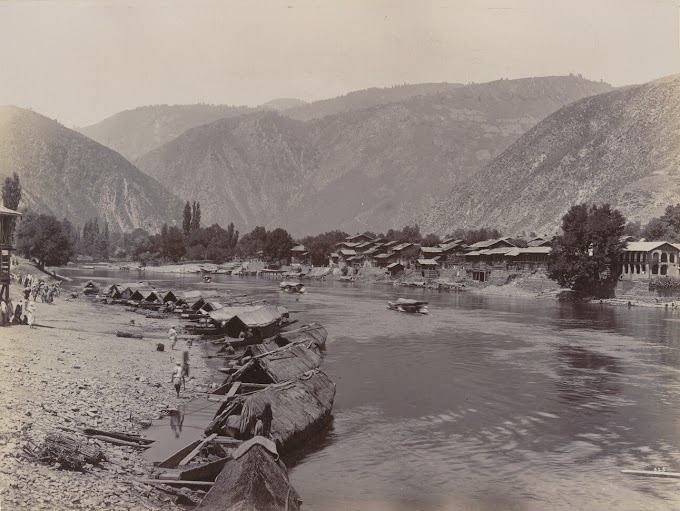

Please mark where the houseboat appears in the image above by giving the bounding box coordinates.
[387,298,429,314]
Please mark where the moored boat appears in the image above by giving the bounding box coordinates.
[387,298,429,314]
[279,281,306,294]
[196,438,301,511]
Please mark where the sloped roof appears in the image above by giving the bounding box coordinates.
[0,205,21,217]
[469,237,515,249]
[485,248,514,255]
[439,241,464,252]
[355,241,373,249]
[383,240,399,247]
[417,258,438,265]
[346,234,374,242]
[363,247,380,255]
[339,249,356,256]
[233,305,283,328]
[625,241,677,252]
[421,247,443,253]
[374,253,392,259]
[257,344,323,382]
[290,244,306,252]
[392,242,413,251]
[386,262,404,269]
[528,239,551,247]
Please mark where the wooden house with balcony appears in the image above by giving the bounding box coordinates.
[289,245,309,265]
[0,205,21,301]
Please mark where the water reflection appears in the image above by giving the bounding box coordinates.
[169,406,185,439]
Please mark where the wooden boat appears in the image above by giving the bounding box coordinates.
[206,370,335,454]
[387,298,429,314]
[338,275,355,282]
[197,438,301,511]
[203,276,212,283]
[279,281,306,294]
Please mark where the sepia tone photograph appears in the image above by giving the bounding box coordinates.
[1,0,680,509]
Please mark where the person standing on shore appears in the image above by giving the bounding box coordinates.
[26,300,35,329]
[171,361,184,397]
[0,299,7,327]
[169,325,178,350]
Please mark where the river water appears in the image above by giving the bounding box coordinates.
[57,268,680,510]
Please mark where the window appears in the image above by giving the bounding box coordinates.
[652,264,659,275]
[661,253,668,263]
[661,265,668,275]
[671,254,676,263]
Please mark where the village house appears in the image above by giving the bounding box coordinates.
[420,246,443,266]
[336,248,357,268]
[438,240,467,267]
[290,245,309,265]
[386,262,404,277]
[467,237,516,251]
[391,242,416,265]
[620,241,680,279]
[505,247,552,271]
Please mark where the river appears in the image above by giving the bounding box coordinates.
[57,268,680,510]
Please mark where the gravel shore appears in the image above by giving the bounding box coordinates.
[0,269,218,510]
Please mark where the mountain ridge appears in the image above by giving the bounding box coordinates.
[133,75,613,235]
[0,106,182,232]
[420,74,680,236]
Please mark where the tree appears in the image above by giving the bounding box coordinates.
[2,172,21,210]
[2,172,22,239]
[191,201,201,232]
[421,233,441,247]
[102,222,110,261]
[182,201,192,235]
[299,230,348,266]
[16,212,74,268]
[547,203,626,297]
[263,227,294,264]
[641,218,675,241]
[164,226,185,262]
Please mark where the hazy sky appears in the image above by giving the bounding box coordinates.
[0,0,678,127]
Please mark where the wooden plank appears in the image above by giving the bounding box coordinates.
[213,436,243,447]
[136,479,214,488]
[178,433,218,466]
[83,428,154,445]
[156,439,201,469]
[226,382,241,398]
[621,469,680,478]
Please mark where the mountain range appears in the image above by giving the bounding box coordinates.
[133,75,612,234]
[420,74,680,236]
[0,106,182,232]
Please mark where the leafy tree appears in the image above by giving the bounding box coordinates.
[16,212,74,268]
[641,218,675,241]
[299,230,348,266]
[263,227,294,264]
[164,226,185,262]
[547,203,626,297]
[421,233,441,247]
[182,201,192,234]
[236,226,268,258]
[102,222,110,260]
[385,224,422,244]
[2,172,21,210]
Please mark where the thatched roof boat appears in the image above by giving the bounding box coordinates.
[219,343,323,388]
[387,298,429,314]
[206,370,335,454]
[197,438,301,511]
[81,280,99,294]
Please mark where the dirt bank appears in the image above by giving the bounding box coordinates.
[0,275,217,510]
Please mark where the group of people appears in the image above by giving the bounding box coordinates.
[0,294,34,327]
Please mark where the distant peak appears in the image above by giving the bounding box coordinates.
[259,98,308,111]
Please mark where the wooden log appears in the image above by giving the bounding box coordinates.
[91,435,151,449]
[213,436,243,447]
[137,479,214,488]
[178,434,218,466]
[83,428,154,445]
[621,469,680,478]
[117,331,143,339]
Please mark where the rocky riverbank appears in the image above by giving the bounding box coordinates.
[0,272,217,510]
